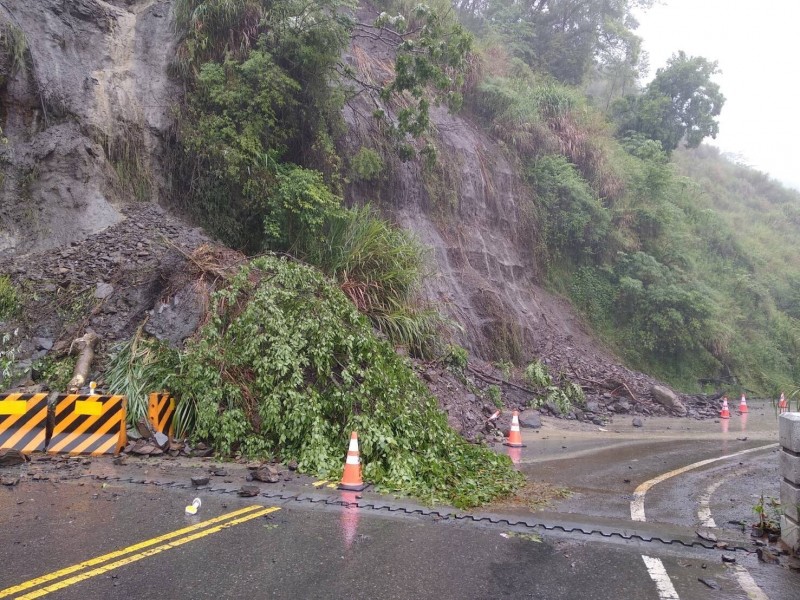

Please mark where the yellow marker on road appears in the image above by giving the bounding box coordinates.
[311,479,329,487]
[1,505,280,599]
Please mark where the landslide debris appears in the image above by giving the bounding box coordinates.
[0,203,210,378]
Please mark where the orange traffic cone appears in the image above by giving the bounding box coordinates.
[719,396,730,419]
[339,431,368,491]
[504,411,525,448]
[779,393,788,414]
[738,394,748,414]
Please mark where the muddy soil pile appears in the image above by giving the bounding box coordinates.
[418,359,720,445]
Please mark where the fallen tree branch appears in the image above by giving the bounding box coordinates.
[466,364,537,395]
[606,378,639,404]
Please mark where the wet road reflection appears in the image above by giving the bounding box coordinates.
[339,490,360,550]
[506,445,522,465]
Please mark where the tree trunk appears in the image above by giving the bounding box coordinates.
[67,331,99,392]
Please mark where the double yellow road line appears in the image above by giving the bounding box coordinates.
[1,504,279,599]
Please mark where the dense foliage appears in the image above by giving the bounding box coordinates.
[457,15,800,393]
[157,0,800,508]
[173,256,522,507]
[174,0,351,250]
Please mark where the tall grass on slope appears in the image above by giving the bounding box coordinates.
[472,74,623,201]
[297,205,447,356]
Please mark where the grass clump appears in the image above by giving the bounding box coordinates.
[297,205,447,357]
[0,275,19,321]
[106,329,180,427]
[173,255,522,507]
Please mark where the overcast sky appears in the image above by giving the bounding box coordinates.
[634,0,800,190]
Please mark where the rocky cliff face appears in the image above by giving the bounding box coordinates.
[0,0,177,255]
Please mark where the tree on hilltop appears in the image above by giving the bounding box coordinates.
[614,51,726,153]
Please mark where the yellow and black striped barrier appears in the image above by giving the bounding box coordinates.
[0,393,49,453]
[48,394,127,456]
[148,392,175,439]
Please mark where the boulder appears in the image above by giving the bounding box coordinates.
[651,385,687,416]
[519,410,542,429]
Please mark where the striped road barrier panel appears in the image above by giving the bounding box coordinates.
[0,393,49,453]
[47,394,127,456]
[148,392,175,439]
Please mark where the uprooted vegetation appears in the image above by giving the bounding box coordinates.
[115,253,523,507]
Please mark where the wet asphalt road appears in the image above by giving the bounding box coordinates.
[1,400,798,599]
[0,480,750,599]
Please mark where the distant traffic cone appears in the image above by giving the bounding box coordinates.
[338,431,368,491]
[719,396,730,419]
[738,393,749,414]
[779,393,788,414]
[504,411,525,448]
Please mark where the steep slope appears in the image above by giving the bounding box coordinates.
[0,0,177,254]
[342,5,667,399]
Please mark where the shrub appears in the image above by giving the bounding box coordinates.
[526,155,611,261]
[297,205,446,356]
[350,147,385,182]
[487,385,502,408]
[33,355,77,391]
[106,331,180,427]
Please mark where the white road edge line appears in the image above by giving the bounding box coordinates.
[630,443,777,600]
[642,556,680,600]
[630,444,777,522]
[697,477,727,528]
[732,564,770,600]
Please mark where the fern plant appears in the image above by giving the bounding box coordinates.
[105,329,179,427]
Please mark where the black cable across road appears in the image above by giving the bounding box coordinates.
[50,473,753,553]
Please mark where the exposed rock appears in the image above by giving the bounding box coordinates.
[632,417,644,428]
[0,449,28,467]
[191,476,210,487]
[94,282,114,299]
[696,530,718,543]
[651,385,688,416]
[252,466,281,483]
[33,337,54,351]
[518,410,542,429]
[0,0,179,255]
[697,578,720,590]
[238,484,260,497]
[756,548,780,564]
